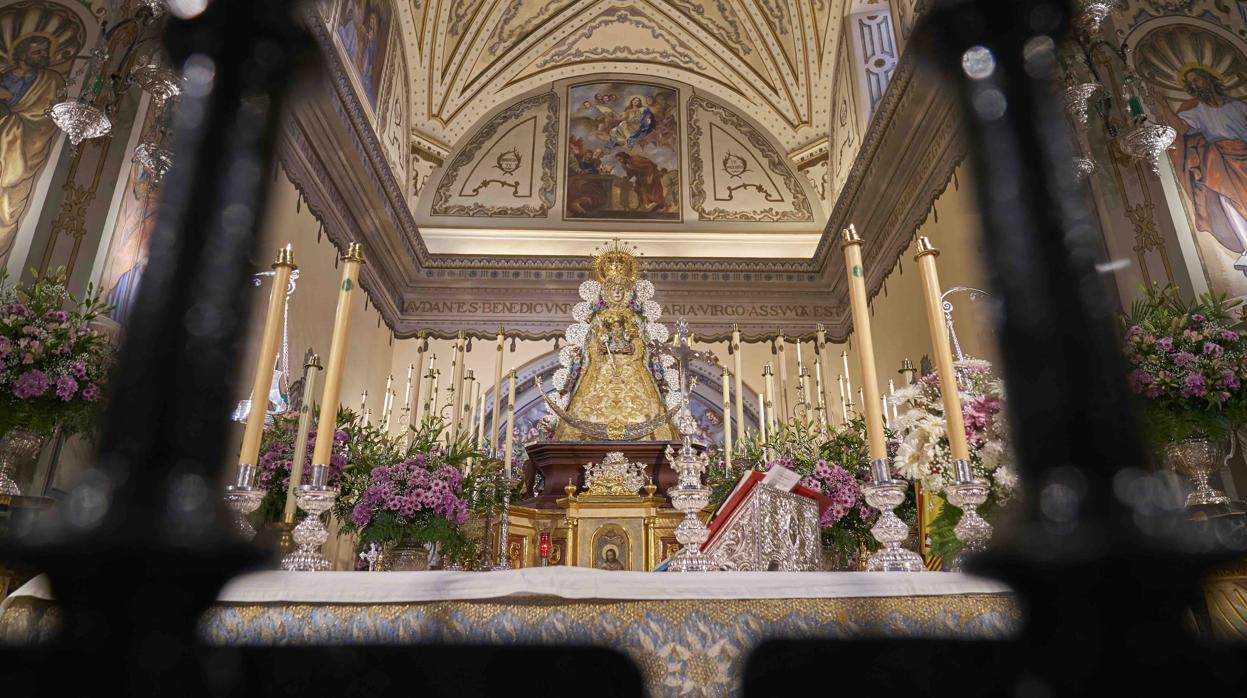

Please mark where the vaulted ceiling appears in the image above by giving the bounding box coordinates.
[399,0,846,154]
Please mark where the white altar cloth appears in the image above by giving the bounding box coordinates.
[3,567,1011,610]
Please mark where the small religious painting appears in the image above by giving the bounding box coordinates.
[1135,23,1247,296]
[0,0,85,261]
[101,107,161,324]
[566,82,680,221]
[335,0,391,108]
[592,524,629,571]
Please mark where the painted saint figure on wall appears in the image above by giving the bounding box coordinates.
[1134,23,1247,292]
[0,2,85,262]
[335,0,391,109]
[1157,67,1247,274]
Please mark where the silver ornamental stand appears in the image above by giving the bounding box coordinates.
[662,318,719,573]
[863,458,925,572]
[281,463,337,571]
[222,463,264,539]
[491,471,514,571]
[944,458,993,572]
[666,441,716,572]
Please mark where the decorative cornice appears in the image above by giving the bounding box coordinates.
[278,6,965,343]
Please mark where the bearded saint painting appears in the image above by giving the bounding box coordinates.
[0,2,85,262]
[1137,24,1247,287]
[565,82,680,221]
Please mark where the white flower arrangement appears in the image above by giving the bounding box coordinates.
[891,359,1017,504]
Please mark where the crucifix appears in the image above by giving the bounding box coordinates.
[650,318,718,447]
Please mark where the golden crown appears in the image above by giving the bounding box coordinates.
[591,239,641,284]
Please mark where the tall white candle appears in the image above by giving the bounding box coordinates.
[721,369,732,470]
[758,391,767,443]
[842,351,853,402]
[492,329,505,455]
[381,375,394,431]
[504,368,517,478]
[731,324,745,444]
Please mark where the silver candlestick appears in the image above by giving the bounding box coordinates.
[944,459,993,572]
[491,472,515,571]
[281,463,337,571]
[222,463,264,540]
[666,442,717,572]
[863,458,925,572]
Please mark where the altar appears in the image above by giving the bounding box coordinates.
[0,568,1019,697]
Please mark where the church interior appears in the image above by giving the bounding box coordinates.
[4,0,1247,695]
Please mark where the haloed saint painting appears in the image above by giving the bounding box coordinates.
[566,82,680,221]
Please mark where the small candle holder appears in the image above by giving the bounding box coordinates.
[281,463,337,571]
[944,458,993,572]
[223,463,264,540]
[863,459,925,572]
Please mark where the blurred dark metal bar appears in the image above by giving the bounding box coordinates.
[2,0,313,693]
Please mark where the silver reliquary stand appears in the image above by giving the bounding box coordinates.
[701,483,822,572]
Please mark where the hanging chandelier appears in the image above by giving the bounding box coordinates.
[49,0,180,168]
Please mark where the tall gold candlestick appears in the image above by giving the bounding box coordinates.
[842,350,853,407]
[763,363,777,431]
[915,237,971,464]
[816,324,833,425]
[283,353,321,523]
[731,324,745,443]
[418,353,436,423]
[839,374,849,420]
[470,378,481,447]
[721,369,733,470]
[776,333,789,424]
[449,331,466,441]
[757,391,768,443]
[403,363,414,417]
[800,366,813,418]
[492,328,504,455]
[463,369,476,432]
[237,245,297,483]
[410,333,426,421]
[476,379,487,449]
[381,375,394,432]
[841,225,887,461]
[503,368,517,478]
[430,369,441,423]
[310,243,365,476]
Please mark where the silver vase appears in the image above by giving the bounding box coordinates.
[380,541,430,571]
[1165,438,1230,508]
[0,430,46,496]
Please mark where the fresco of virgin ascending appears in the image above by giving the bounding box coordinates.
[565,82,680,221]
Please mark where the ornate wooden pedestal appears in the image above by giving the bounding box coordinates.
[520,441,696,509]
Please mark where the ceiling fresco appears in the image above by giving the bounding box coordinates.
[399,0,844,154]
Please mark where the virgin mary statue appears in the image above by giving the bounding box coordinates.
[543,241,676,441]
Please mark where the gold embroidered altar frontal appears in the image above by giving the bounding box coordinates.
[3,593,1019,697]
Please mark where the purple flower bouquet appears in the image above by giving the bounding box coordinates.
[0,270,112,438]
[1122,285,1247,447]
